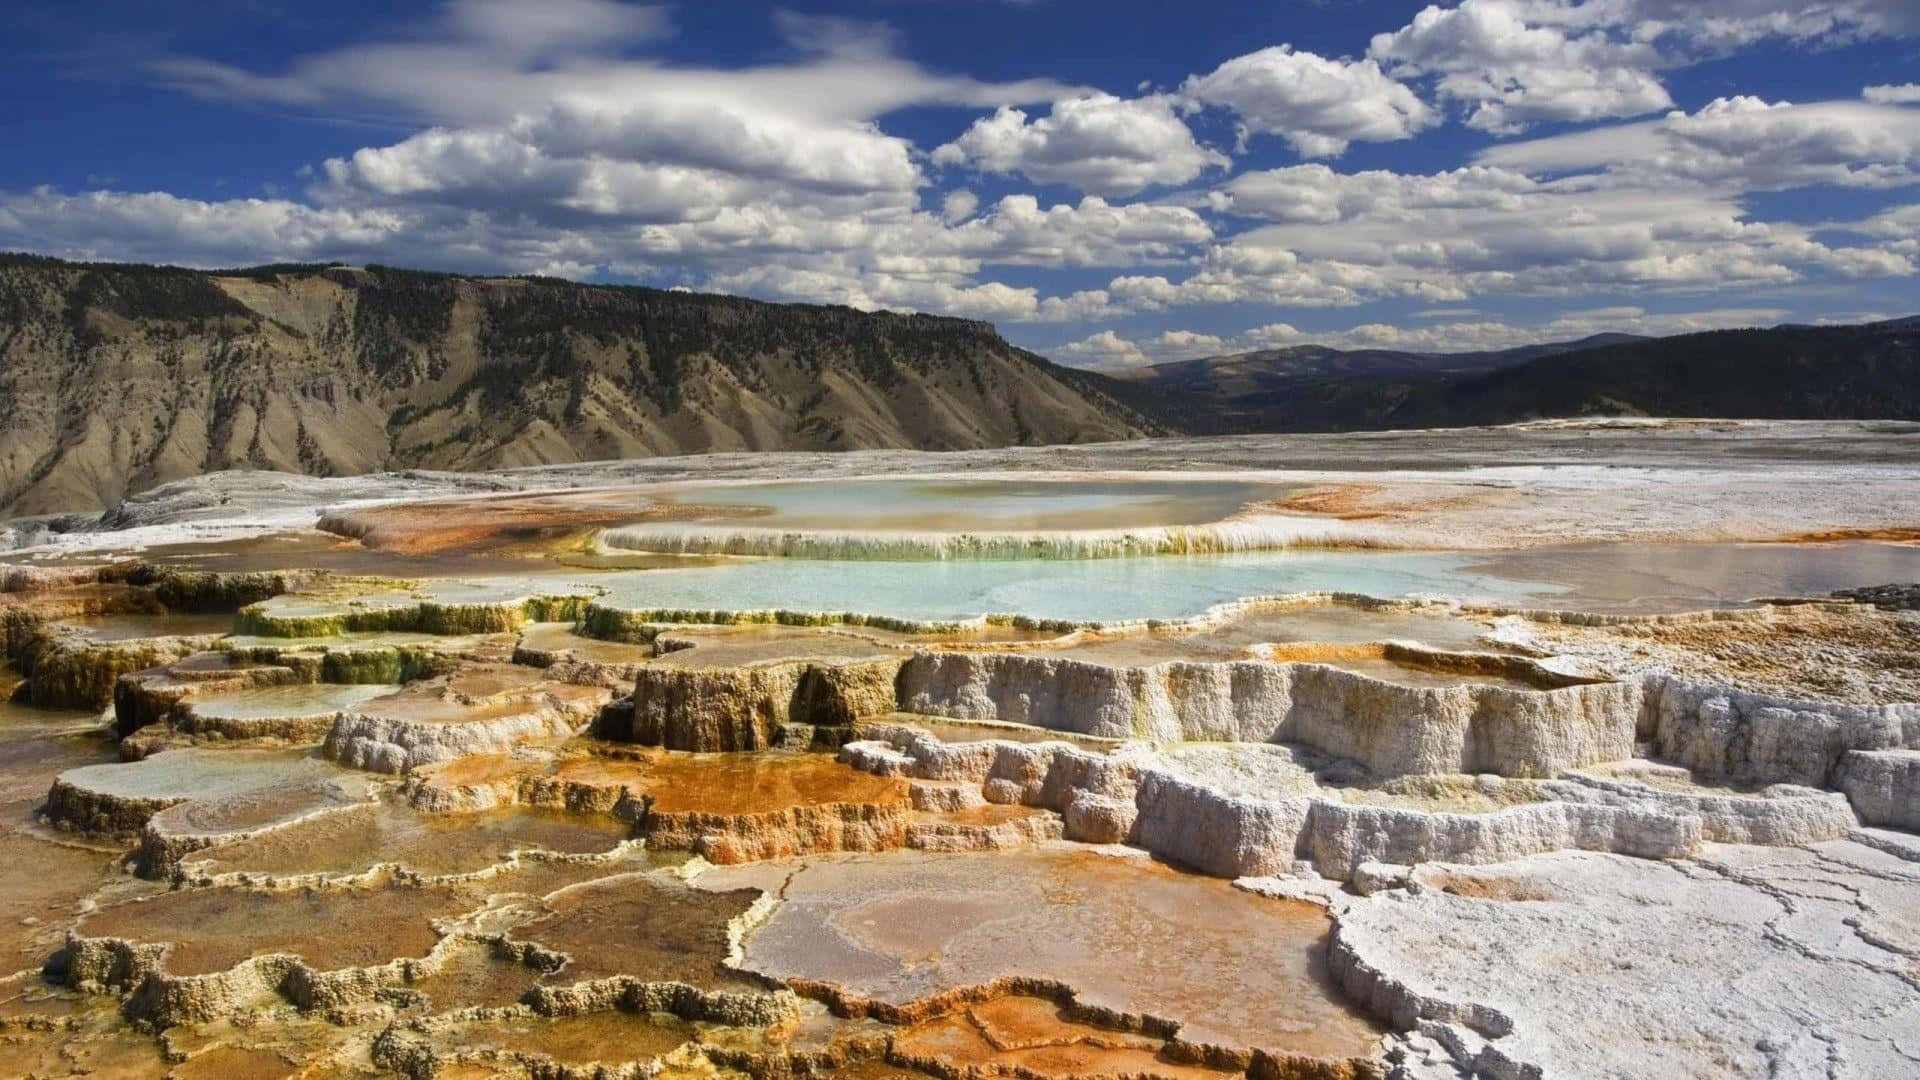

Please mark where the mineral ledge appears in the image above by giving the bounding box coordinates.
[3,426,1919,1079]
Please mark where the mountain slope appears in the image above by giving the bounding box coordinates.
[1116,322,1920,434]
[6,252,1915,518]
[1117,333,1648,401]
[0,256,1159,515]
[1389,322,1920,428]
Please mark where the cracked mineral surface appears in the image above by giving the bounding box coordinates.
[1,424,1918,1077]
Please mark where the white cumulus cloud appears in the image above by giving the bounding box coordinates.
[1370,0,1920,135]
[1369,0,1671,133]
[932,94,1226,196]
[1864,83,1920,104]
[1479,97,1920,190]
[7,0,1919,344]
[1181,45,1436,156]
[1056,329,1229,368]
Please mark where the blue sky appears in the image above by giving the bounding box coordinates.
[2,0,1916,368]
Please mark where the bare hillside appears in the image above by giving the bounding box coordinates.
[0,256,1158,515]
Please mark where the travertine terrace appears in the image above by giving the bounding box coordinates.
[2,422,1919,1078]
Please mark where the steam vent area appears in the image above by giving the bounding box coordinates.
[4,421,1920,1079]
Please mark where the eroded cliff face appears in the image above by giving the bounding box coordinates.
[0,256,1158,515]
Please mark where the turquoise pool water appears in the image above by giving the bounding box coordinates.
[591,549,1548,622]
[240,540,1920,627]
[596,540,1920,620]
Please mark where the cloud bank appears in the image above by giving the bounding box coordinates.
[3,0,1916,368]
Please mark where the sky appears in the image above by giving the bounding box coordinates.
[1,0,1916,370]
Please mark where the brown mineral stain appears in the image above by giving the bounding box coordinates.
[168,1045,304,1079]
[0,1025,170,1077]
[194,800,631,879]
[401,939,539,1011]
[318,490,767,556]
[895,996,1240,1079]
[640,751,909,816]
[1418,868,1570,902]
[1775,526,1920,543]
[437,1009,697,1066]
[75,883,467,977]
[408,750,544,794]
[736,849,1384,1061]
[0,832,120,970]
[514,871,764,990]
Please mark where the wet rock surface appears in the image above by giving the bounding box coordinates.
[1,455,1918,1075]
[1833,582,1920,611]
[322,664,611,773]
[704,846,1384,1063]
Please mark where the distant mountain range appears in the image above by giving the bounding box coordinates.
[1,252,1915,516]
[1102,319,1920,435]
[1117,332,1653,393]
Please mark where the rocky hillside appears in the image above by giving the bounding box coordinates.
[1112,320,1920,434]
[7,252,1915,518]
[0,255,1158,515]
[1116,333,1649,401]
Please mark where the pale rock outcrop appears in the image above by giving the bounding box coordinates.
[841,724,1142,847]
[1301,800,1698,882]
[1133,772,1315,878]
[1350,863,1412,897]
[325,707,586,774]
[136,777,375,878]
[895,653,1638,778]
[1061,791,1136,844]
[908,780,986,812]
[897,652,1258,741]
[1329,845,1920,1078]
[840,723,1143,809]
[323,671,609,774]
[1642,673,1920,786]
[44,750,343,835]
[905,810,1066,853]
[844,717,1859,883]
[1555,769,1858,846]
[1838,748,1920,829]
[1157,761,1854,883]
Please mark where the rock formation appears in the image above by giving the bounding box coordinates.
[3,468,1919,1078]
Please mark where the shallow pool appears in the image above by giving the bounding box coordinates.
[594,540,1920,621]
[593,549,1540,623]
[239,539,1920,630]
